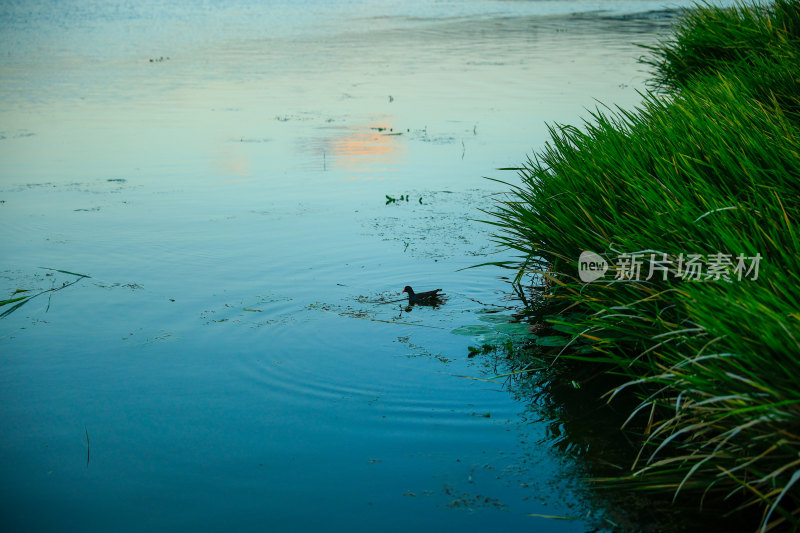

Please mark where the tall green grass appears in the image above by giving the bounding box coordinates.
[487,1,800,529]
[644,0,800,120]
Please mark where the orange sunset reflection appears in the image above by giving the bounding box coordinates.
[316,120,407,179]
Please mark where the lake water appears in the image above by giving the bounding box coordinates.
[0,1,733,531]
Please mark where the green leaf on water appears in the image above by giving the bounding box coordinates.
[475,307,506,314]
[476,332,515,344]
[451,325,494,336]
[493,323,533,337]
[477,313,513,324]
[0,295,29,307]
[0,299,31,318]
[39,267,91,278]
[1,267,90,319]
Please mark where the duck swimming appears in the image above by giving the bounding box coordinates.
[402,286,445,305]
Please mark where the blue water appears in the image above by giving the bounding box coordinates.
[0,1,736,531]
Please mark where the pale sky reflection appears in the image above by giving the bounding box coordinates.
[215,144,252,179]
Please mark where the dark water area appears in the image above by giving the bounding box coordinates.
[0,1,738,531]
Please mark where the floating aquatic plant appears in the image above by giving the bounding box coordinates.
[0,268,90,319]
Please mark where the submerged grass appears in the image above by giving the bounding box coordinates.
[486,1,800,530]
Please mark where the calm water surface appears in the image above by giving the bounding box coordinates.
[0,1,734,531]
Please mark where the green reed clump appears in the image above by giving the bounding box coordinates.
[644,0,800,119]
[643,0,800,86]
[487,1,800,529]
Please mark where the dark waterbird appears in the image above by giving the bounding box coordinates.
[402,286,445,305]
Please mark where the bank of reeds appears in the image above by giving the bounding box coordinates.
[487,1,800,530]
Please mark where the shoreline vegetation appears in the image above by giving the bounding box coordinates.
[487,0,800,530]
